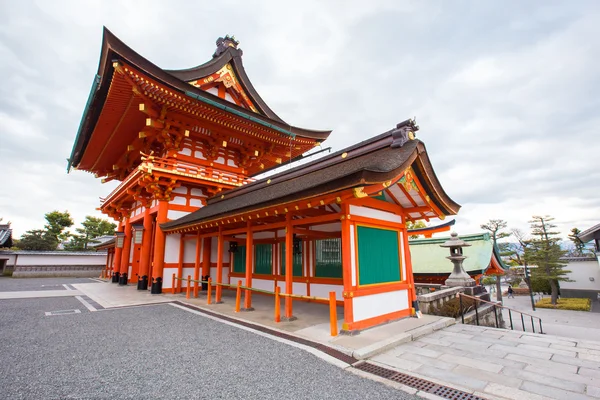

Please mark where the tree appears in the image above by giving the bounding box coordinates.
[525,215,570,305]
[16,229,58,251]
[406,220,427,239]
[568,228,586,256]
[65,216,116,251]
[44,210,74,243]
[480,219,511,301]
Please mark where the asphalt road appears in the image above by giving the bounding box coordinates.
[0,291,419,399]
[0,277,97,292]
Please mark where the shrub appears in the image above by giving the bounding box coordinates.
[535,298,591,311]
[430,297,477,318]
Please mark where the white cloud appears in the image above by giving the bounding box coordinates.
[1,0,599,243]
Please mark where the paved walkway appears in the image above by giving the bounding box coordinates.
[371,323,600,399]
[501,295,600,341]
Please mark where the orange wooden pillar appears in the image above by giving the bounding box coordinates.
[284,212,295,320]
[118,217,132,285]
[340,202,354,331]
[151,200,168,294]
[401,219,417,309]
[215,226,224,303]
[244,220,254,310]
[193,232,201,297]
[201,237,211,284]
[177,235,185,293]
[111,221,124,283]
[137,207,153,290]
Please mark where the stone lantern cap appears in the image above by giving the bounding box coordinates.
[440,232,471,249]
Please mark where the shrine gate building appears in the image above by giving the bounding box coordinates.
[68,28,460,332]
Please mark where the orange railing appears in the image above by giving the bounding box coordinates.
[172,274,338,336]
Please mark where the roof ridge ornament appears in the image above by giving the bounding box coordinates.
[390,118,419,148]
[214,35,241,58]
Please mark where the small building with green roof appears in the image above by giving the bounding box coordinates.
[409,232,508,284]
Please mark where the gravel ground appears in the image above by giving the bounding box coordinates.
[0,277,96,292]
[0,297,419,400]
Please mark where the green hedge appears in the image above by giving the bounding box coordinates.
[535,298,591,311]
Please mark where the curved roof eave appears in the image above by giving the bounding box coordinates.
[69,27,332,168]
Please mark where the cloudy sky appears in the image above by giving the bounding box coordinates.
[1,0,599,242]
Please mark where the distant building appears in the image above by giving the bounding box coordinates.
[409,232,508,284]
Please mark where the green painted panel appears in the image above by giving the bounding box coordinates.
[315,238,342,278]
[232,245,246,273]
[357,226,401,285]
[281,242,303,277]
[254,244,272,275]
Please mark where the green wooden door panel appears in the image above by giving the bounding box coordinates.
[315,238,343,278]
[232,245,246,273]
[356,226,401,285]
[281,242,303,276]
[254,244,272,275]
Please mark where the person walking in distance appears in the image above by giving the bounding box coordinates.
[507,285,514,299]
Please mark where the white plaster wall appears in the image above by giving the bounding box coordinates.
[311,284,343,300]
[165,234,180,263]
[562,261,600,291]
[5,253,106,266]
[210,237,230,263]
[191,188,204,196]
[179,267,196,286]
[350,224,357,286]
[171,196,187,206]
[292,282,306,296]
[315,222,341,232]
[209,267,230,284]
[253,279,273,292]
[349,205,402,223]
[352,290,409,322]
[167,210,190,220]
[163,267,177,289]
[253,231,275,239]
[231,277,246,287]
[183,240,197,264]
[190,199,203,207]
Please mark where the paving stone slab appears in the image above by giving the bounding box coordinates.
[552,343,587,352]
[420,343,521,368]
[587,385,600,398]
[470,335,520,347]
[484,382,549,400]
[436,331,475,340]
[399,353,457,371]
[453,365,522,388]
[393,344,443,359]
[439,353,503,373]
[578,342,600,351]
[505,353,578,373]
[552,354,600,369]
[523,365,600,386]
[520,381,591,400]
[502,368,586,393]
[517,343,578,357]
[370,354,423,372]
[580,353,600,363]
[581,368,600,379]
[490,344,552,359]
[415,365,488,391]
[417,337,454,347]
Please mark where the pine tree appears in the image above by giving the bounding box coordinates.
[480,219,511,301]
[568,228,586,256]
[525,216,570,305]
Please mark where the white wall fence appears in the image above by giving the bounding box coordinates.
[0,251,106,278]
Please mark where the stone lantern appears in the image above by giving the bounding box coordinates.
[440,232,476,287]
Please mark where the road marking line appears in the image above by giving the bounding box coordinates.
[75,295,97,312]
[45,309,81,316]
[62,284,72,290]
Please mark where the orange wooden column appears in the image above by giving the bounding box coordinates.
[193,232,201,297]
[244,220,254,310]
[177,235,185,293]
[111,221,124,283]
[201,237,211,282]
[137,207,153,290]
[401,219,417,306]
[284,212,294,320]
[340,203,354,331]
[215,226,224,303]
[151,200,168,294]
[118,217,132,285]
